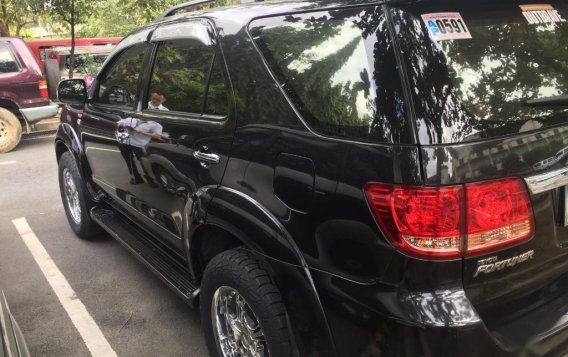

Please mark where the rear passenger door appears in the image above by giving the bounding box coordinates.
[126,20,234,251]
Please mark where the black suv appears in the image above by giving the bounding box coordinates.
[55,0,568,356]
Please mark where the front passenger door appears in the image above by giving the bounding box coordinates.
[80,43,150,207]
[123,20,235,251]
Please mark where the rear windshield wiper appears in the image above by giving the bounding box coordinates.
[524,95,568,108]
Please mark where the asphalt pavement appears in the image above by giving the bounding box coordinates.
[0,134,208,355]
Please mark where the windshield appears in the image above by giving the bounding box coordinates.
[394,2,568,144]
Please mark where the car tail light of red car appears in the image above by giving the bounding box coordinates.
[365,178,534,260]
[38,79,48,98]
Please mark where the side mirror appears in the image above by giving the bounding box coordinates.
[57,79,87,105]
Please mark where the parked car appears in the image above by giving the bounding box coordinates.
[26,37,121,74]
[0,37,59,153]
[55,0,568,356]
[0,290,31,357]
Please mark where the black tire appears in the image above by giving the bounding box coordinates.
[58,151,102,239]
[0,108,22,153]
[201,248,293,357]
[45,59,61,101]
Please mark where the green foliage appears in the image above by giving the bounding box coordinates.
[77,0,179,37]
[77,0,243,38]
[0,0,45,36]
[47,0,94,27]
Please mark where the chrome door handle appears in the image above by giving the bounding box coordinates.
[193,150,220,165]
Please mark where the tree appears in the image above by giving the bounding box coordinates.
[77,0,242,38]
[47,0,95,78]
[0,0,44,37]
[76,0,179,38]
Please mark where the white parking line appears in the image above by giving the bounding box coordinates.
[0,161,16,166]
[12,217,117,357]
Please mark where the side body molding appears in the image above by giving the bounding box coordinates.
[199,186,338,357]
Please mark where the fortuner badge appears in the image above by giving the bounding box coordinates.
[474,250,534,278]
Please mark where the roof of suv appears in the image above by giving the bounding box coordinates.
[152,0,518,26]
[116,0,385,53]
[152,0,380,28]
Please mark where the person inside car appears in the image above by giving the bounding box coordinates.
[148,90,169,111]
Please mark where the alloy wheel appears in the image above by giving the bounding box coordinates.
[62,168,81,224]
[212,286,268,357]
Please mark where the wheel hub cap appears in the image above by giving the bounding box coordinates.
[62,168,81,224]
[0,119,7,141]
[212,286,268,357]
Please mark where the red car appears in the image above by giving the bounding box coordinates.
[26,37,121,73]
[0,37,59,153]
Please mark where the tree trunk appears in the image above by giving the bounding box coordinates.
[0,23,9,37]
[69,0,75,79]
[15,23,24,37]
[0,0,10,37]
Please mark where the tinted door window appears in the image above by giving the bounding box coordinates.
[250,8,410,144]
[149,39,228,115]
[0,43,20,73]
[98,44,148,108]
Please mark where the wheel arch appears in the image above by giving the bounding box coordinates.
[0,98,20,115]
[55,123,99,202]
[55,138,70,162]
[189,186,338,356]
[189,223,244,280]
[0,98,28,132]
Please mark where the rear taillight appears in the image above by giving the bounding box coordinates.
[38,79,48,98]
[365,178,534,260]
[465,179,533,256]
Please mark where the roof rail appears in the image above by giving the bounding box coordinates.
[157,0,215,20]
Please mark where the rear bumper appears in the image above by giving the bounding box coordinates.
[20,102,59,123]
[314,274,568,357]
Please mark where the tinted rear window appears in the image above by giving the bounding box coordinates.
[250,7,411,144]
[394,2,568,144]
[0,42,20,73]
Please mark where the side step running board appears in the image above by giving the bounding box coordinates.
[90,207,200,308]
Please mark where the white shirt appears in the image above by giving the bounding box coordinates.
[148,102,169,111]
[117,118,163,148]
